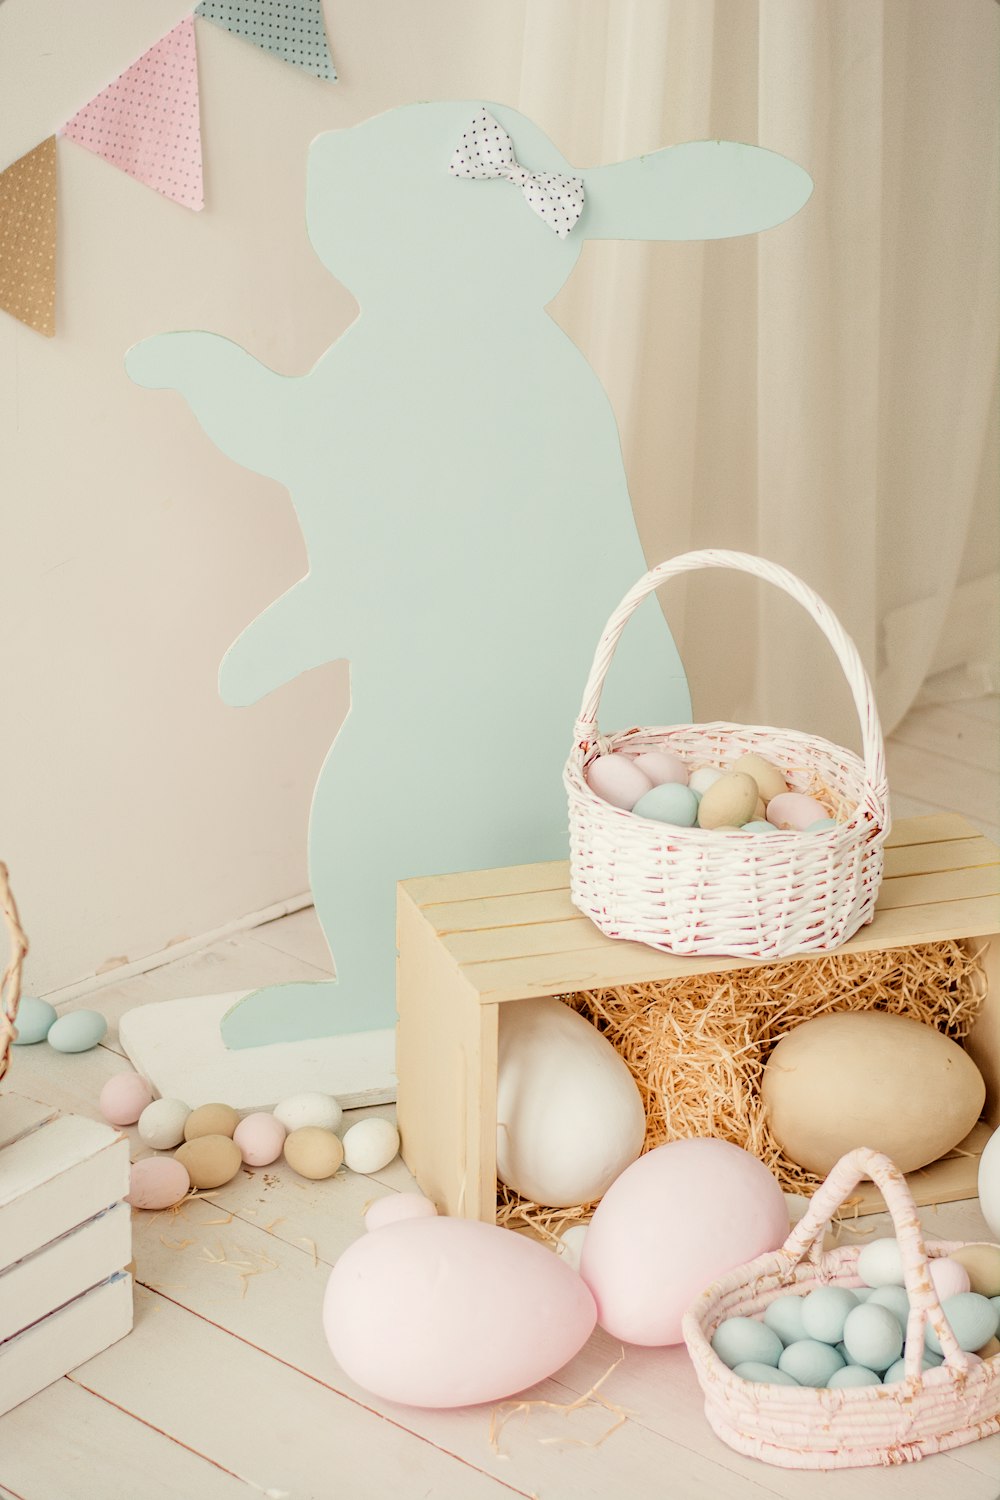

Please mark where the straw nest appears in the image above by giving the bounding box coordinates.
[495,940,985,1238]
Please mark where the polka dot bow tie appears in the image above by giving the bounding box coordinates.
[449,108,585,239]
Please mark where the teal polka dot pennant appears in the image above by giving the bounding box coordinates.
[195,0,337,82]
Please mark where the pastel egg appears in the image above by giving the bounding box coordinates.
[138,1098,191,1150]
[174,1134,242,1189]
[858,1238,905,1288]
[731,754,788,804]
[950,1243,1000,1298]
[184,1103,240,1141]
[585,753,653,811]
[764,1294,808,1346]
[99,1072,154,1127]
[554,1224,588,1273]
[632,783,700,827]
[731,1361,799,1386]
[343,1118,400,1175]
[866,1285,910,1329]
[128,1156,191,1210]
[801,1286,859,1343]
[688,766,724,795]
[828,1365,882,1388]
[806,818,839,833]
[929,1256,972,1301]
[778,1339,845,1386]
[630,750,688,787]
[233,1112,287,1166]
[743,821,780,833]
[843,1304,903,1371]
[711,1317,783,1369]
[284,1126,344,1180]
[978,1126,1000,1239]
[364,1194,437,1232]
[273,1092,343,1134]
[11,996,57,1045]
[765,792,830,831]
[976,1335,1000,1359]
[883,1354,941,1383]
[697,773,759,831]
[323,1216,596,1407]
[925,1292,999,1354]
[47,1010,107,1053]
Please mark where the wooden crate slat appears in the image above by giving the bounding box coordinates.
[444,915,611,965]
[875,864,1000,912]
[883,834,999,879]
[0,1117,130,1267]
[0,1273,132,1418]
[883,812,984,845]
[405,860,568,907]
[0,1202,131,1345]
[428,888,578,936]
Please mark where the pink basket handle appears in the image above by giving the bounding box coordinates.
[778,1147,973,1379]
[573,550,886,810]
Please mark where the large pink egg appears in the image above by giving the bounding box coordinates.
[630,750,688,787]
[364,1193,438,1231]
[579,1138,789,1346]
[324,1216,596,1407]
[99,1072,154,1126]
[765,792,830,831]
[128,1156,191,1210]
[930,1256,972,1301]
[233,1112,287,1166]
[585,753,652,811]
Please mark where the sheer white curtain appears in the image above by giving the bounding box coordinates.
[511,0,998,748]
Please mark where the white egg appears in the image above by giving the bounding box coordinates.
[343,1117,400,1174]
[273,1091,343,1134]
[857,1237,905,1288]
[688,766,724,795]
[555,1224,588,1273]
[137,1097,191,1150]
[978,1124,1000,1240]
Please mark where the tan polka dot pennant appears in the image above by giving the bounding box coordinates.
[0,137,57,338]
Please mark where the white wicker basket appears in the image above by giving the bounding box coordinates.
[564,550,890,959]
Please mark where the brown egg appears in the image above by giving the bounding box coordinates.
[175,1134,242,1189]
[951,1243,1000,1298]
[732,753,788,804]
[697,773,759,830]
[184,1102,240,1141]
[284,1126,345,1180]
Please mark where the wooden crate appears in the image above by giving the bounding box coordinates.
[397,814,1000,1222]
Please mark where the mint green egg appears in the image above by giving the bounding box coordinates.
[806,818,839,832]
[843,1304,903,1371]
[828,1365,882,1388]
[711,1316,783,1369]
[867,1285,911,1330]
[47,1009,108,1054]
[742,820,779,833]
[731,1361,800,1386]
[925,1292,998,1354]
[12,996,57,1045]
[882,1353,941,1384]
[801,1286,859,1344]
[764,1294,808,1346]
[778,1339,845,1386]
[632,782,699,827]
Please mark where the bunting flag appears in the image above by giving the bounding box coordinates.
[61,17,204,211]
[0,138,57,337]
[195,0,336,81]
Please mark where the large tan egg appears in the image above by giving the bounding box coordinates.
[761,1012,985,1176]
[732,754,788,804]
[951,1244,1000,1298]
[183,1102,240,1141]
[175,1134,243,1189]
[285,1126,345,1180]
[697,772,759,830]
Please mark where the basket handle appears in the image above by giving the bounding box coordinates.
[0,863,29,1089]
[573,550,886,801]
[778,1147,973,1379]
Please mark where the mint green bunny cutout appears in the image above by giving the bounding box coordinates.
[126,103,811,1048]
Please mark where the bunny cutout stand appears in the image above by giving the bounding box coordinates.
[119,103,812,1109]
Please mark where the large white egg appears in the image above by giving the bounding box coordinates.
[979,1125,1000,1240]
[496,998,645,1207]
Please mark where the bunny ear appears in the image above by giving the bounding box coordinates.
[580,140,812,241]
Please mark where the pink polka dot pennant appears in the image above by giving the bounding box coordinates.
[61,17,204,212]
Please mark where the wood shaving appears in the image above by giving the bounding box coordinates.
[159,1235,194,1250]
[198,1213,234,1226]
[489,1351,630,1456]
[299,1236,319,1267]
[262,1217,286,1233]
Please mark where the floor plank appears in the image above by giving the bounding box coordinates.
[890,703,999,770]
[249,907,333,975]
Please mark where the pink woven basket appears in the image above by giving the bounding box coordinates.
[682,1147,1000,1469]
[564,550,890,959]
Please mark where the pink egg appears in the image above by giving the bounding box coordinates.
[365,1193,438,1231]
[99,1072,154,1126]
[585,753,652,811]
[930,1256,972,1301]
[766,791,830,831]
[233,1112,287,1166]
[128,1156,191,1210]
[324,1216,596,1407]
[630,750,688,787]
[580,1138,789,1346]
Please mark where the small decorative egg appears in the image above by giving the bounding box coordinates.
[273,1091,343,1134]
[128,1156,191,1210]
[632,783,699,827]
[711,1318,783,1370]
[11,996,57,1045]
[731,754,788,804]
[585,754,652,811]
[835,1341,859,1366]
[828,1365,882,1388]
[284,1126,345,1180]
[184,1102,240,1141]
[843,1304,903,1371]
[47,1009,107,1053]
[806,818,839,833]
[553,1224,588,1273]
[742,820,779,834]
[778,1339,845,1387]
[992,1296,1000,1321]
[851,1287,877,1301]
[975,1335,1000,1359]
[866,1285,911,1329]
[929,1256,972,1301]
[697,773,759,831]
[688,766,724,795]
[753,798,767,821]
[801,1286,859,1344]
[174,1134,242,1189]
[764,1294,808,1346]
[365,1194,438,1232]
[343,1117,401,1174]
[138,1098,191,1150]
[765,792,829,831]
[731,1362,800,1386]
[630,750,688,787]
[233,1112,287,1166]
[883,1353,941,1383]
[99,1072,154,1127]
[925,1292,999,1354]
[950,1244,1000,1298]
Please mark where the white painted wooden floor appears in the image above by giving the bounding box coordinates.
[2,699,999,1500]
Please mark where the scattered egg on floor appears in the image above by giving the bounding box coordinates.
[273,1092,344,1134]
[175,1134,242,1189]
[284,1126,345,1180]
[184,1102,240,1141]
[47,1010,107,1053]
[99,1072,154,1127]
[342,1118,401,1175]
[138,1097,191,1149]
[11,996,57,1045]
[128,1156,191,1210]
[234,1111,287,1166]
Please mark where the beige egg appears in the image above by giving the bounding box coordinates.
[732,754,788,804]
[697,772,759,830]
[951,1243,1000,1298]
[976,1336,1000,1360]
[175,1133,243,1189]
[284,1126,345,1180]
[183,1102,240,1141]
[761,1012,985,1176]
[754,797,767,821]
